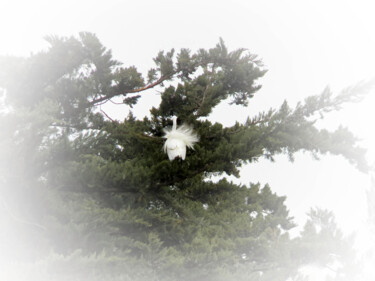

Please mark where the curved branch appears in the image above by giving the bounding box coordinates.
[88,73,175,108]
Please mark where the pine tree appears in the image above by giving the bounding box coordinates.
[0,32,372,281]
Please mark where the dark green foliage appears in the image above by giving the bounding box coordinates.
[0,33,372,280]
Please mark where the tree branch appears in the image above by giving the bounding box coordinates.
[196,67,214,116]
[1,197,46,231]
[88,74,175,107]
[196,84,209,116]
[100,107,115,122]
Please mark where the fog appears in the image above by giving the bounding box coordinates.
[1,0,375,280]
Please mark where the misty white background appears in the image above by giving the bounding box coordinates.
[1,0,375,277]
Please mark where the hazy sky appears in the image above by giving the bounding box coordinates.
[1,0,375,252]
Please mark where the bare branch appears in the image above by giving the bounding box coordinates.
[88,73,175,108]
[109,99,125,105]
[1,197,46,231]
[100,106,115,122]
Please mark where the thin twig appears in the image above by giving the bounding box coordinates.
[1,197,46,231]
[100,106,115,122]
[109,99,124,105]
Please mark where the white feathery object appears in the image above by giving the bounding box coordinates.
[163,116,199,161]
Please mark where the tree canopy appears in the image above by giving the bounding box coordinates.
[0,32,372,281]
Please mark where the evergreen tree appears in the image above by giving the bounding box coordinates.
[0,32,372,281]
